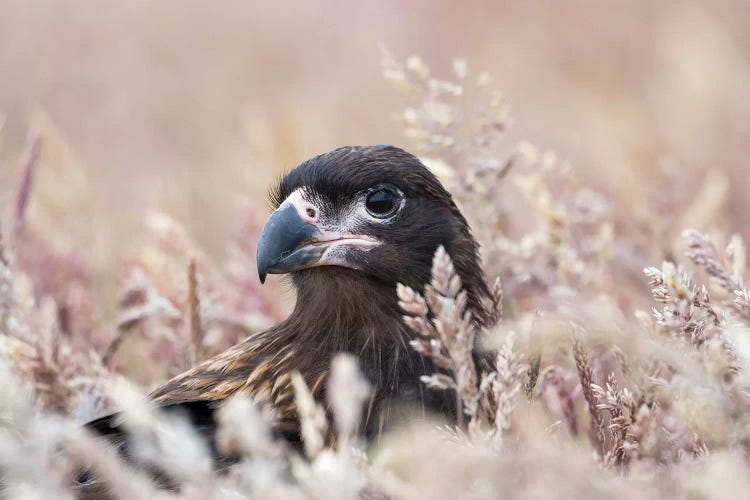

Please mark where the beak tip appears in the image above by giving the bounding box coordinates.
[257,255,268,284]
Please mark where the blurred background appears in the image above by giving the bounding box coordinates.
[3,2,750,492]
[1,0,749,286]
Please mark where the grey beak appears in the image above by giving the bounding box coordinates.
[256,204,324,283]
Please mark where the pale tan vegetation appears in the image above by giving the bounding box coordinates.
[2,3,750,497]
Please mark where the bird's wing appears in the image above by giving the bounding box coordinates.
[84,330,323,459]
[79,400,224,494]
[150,334,277,401]
[146,329,328,434]
[85,399,218,443]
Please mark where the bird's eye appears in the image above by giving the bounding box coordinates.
[365,188,400,218]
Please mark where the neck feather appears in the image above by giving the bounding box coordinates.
[279,267,478,430]
[287,268,407,350]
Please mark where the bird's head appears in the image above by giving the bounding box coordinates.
[257,145,492,326]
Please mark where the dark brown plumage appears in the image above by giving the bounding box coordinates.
[85,145,493,480]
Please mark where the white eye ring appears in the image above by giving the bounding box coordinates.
[364,186,403,219]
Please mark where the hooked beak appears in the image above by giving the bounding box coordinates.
[256,194,380,283]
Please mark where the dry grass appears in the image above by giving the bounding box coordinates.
[2,46,750,499]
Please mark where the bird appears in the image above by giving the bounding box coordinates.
[84,145,494,479]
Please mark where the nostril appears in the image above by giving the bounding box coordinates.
[306,208,316,218]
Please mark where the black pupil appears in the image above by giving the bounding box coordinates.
[366,189,396,215]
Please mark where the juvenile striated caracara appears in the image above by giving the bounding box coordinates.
[86,145,493,469]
